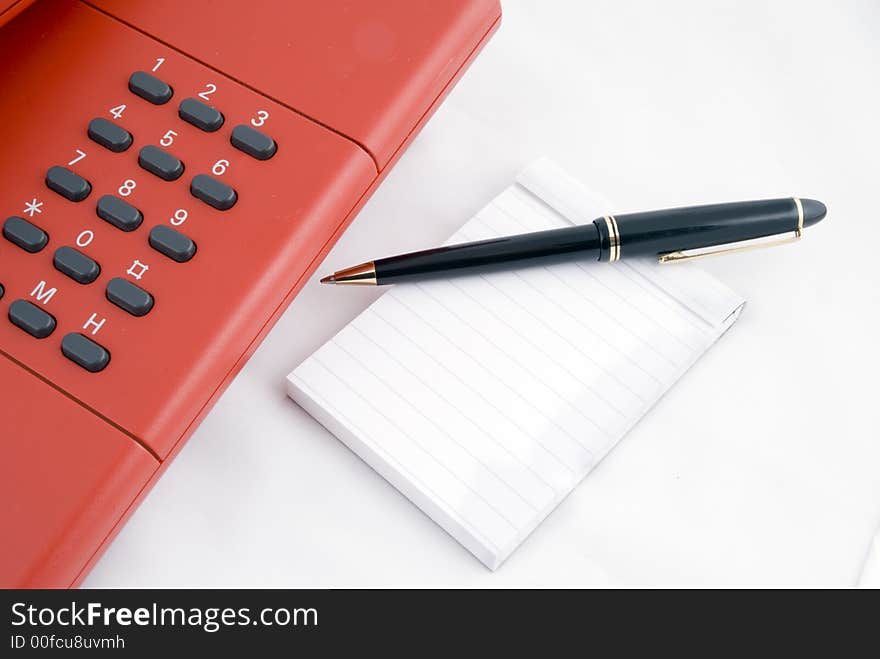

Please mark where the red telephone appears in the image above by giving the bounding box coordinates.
[0,0,500,587]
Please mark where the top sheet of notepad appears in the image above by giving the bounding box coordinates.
[287,158,745,569]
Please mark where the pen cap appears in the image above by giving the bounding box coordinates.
[613,198,811,258]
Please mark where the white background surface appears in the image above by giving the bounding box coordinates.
[85,0,880,587]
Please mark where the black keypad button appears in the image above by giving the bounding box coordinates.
[179,98,224,132]
[106,277,153,317]
[96,195,143,232]
[191,174,237,210]
[87,117,132,152]
[3,216,48,253]
[138,145,184,181]
[128,71,173,105]
[0,284,3,299]
[53,246,100,284]
[8,299,55,339]
[61,333,110,373]
[230,124,277,160]
[149,225,197,263]
[46,166,91,202]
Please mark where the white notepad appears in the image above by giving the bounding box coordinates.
[287,158,745,569]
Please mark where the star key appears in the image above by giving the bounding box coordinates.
[23,198,43,217]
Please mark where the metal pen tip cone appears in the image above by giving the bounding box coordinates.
[320,275,335,284]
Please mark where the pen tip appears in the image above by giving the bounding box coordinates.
[320,275,335,284]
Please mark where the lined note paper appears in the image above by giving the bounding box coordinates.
[288,158,745,569]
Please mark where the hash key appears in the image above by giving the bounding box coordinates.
[106,277,153,317]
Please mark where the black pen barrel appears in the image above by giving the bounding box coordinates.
[356,197,826,284]
[375,223,602,284]
[603,197,810,260]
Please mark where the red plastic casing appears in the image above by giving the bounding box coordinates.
[0,0,500,587]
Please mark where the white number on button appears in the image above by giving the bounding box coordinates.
[76,230,94,248]
[170,208,188,226]
[153,57,165,72]
[118,179,137,197]
[68,149,87,166]
[160,130,177,147]
[251,110,269,127]
[212,159,229,176]
[198,83,217,101]
[109,104,126,119]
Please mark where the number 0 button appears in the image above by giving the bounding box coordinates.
[53,246,100,284]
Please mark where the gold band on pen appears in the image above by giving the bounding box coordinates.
[603,215,620,262]
[793,197,804,237]
[609,215,621,262]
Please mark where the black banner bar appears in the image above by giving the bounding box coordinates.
[1,588,871,653]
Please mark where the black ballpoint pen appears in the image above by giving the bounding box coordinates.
[320,197,827,285]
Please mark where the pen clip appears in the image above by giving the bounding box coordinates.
[658,198,804,264]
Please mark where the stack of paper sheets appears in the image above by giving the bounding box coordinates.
[288,159,745,569]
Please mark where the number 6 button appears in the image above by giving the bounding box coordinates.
[191,174,237,210]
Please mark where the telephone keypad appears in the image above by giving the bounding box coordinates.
[3,216,48,253]
[96,195,143,232]
[149,225,196,263]
[87,118,133,153]
[138,145,184,181]
[179,98,224,132]
[46,166,91,202]
[230,125,277,160]
[2,61,284,380]
[8,300,56,339]
[190,174,237,210]
[106,278,154,317]
[128,71,173,105]
[61,333,110,373]
[53,246,100,285]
